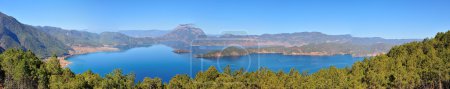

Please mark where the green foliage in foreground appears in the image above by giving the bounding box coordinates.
[0,31,449,89]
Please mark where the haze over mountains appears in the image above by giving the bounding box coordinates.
[159,24,207,43]
[0,11,420,58]
[191,32,418,57]
[36,26,155,47]
[118,30,170,38]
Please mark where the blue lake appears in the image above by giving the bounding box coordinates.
[67,45,364,82]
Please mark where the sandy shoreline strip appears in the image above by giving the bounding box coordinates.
[57,46,120,67]
[58,56,72,67]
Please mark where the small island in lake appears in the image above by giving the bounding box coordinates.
[196,46,249,58]
[172,49,191,53]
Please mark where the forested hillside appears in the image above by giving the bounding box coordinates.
[0,31,448,88]
[0,12,159,58]
[35,26,156,47]
[0,12,70,58]
[35,26,103,46]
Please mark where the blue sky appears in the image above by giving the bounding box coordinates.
[0,0,449,39]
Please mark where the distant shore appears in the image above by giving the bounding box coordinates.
[57,46,120,67]
[57,56,72,67]
[197,49,383,58]
[58,45,382,67]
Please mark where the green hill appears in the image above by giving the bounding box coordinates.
[0,11,156,58]
[35,26,103,47]
[0,12,70,58]
[197,46,249,58]
[159,24,207,43]
[35,26,156,48]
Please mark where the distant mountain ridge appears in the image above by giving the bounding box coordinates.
[159,24,207,43]
[155,25,419,57]
[118,30,170,38]
[214,32,416,46]
[35,26,155,48]
[35,26,102,46]
[0,11,420,57]
[193,32,419,57]
[0,11,157,58]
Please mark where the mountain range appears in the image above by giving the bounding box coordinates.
[0,11,420,58]
[152,25,418,57]
[35,26,156,55]
[0,12,155,58]
[118,30,170,38]
[158,24,207,42]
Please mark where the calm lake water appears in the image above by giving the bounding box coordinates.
[67,45,364,82]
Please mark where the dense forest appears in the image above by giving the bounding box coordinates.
[0,31,449,89]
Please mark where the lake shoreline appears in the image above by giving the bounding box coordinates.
[196,51,379,58]
[62,45,378,65]
[62,45,378,67]
[66,45,364,82]
[59,46,120,67]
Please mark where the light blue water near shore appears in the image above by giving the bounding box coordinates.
[67,45,364,82]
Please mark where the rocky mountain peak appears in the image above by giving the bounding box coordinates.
[161,24,206,42]
[0,12,7,17]
[173,24,205,35]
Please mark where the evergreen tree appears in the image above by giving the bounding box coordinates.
[137,77,163,89]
